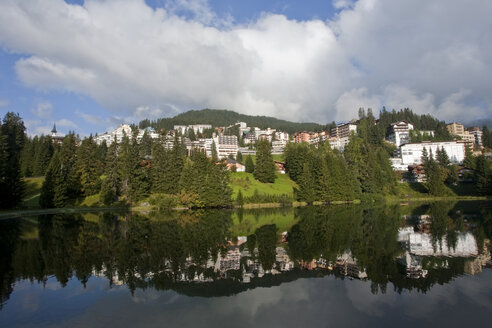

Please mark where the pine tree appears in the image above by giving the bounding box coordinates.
[236,151,243,163]
[296,163,317,203]
[39,150,59,208]
[254,139,276,183]
[463,146,475,169]
[474,155,489,195]
[245,155,255,173]
[436,147,450,167]
[76,136,101,196]
[100,139,120,205]
[236,189,244,207]
[211,140,218,162]
[0,112,26,209]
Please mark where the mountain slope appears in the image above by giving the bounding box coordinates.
[139,109,326,134]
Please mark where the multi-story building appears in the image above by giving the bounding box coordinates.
[447,122,465,136]
[293,131,312,143]
[331,123,357,139]
[243,132,256,144]
[275,131,289,142]
[174,124,212,135]
[399,141,465,166]
[95,124,133,145]
[467,127,483,147]
[214,135,238,159]
[386,121,414,147]
[328,136,351,152]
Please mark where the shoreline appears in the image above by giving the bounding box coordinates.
[1,196,489,219]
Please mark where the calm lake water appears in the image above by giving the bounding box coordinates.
[1,201,491,327]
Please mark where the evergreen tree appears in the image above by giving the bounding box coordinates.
[39,150,59,208]
[463,146,475,168]
[236,189,244,207]
[20,136,34,177]
[236,151,243,163]
[436,147,450,167]
[211,140,218,162]
[0,112,26,209]
[482,126,491,149]
[425,157,447,196]
[474,155,489,195]
[139,130,153,157]
[296,163,317,204]
[76,136,101,196]
[100,140,120,205]
[254,139,276,183]
[245,155,255,173]
[33,135,54,176]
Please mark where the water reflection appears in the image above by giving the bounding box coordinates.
[0,202,491,309]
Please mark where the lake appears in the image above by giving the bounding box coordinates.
[1,201,491,327]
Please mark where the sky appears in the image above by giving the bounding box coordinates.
[0,0,491,136]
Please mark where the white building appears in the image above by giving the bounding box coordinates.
[95,124,133,145]
[214,135,238,159]
[136,127,159,142]
[387,121,414,147]
[275,131,289,141]
[173,124,212,135]
[331,123,357,139]
[328,136,351,152]
[400,141,465,166]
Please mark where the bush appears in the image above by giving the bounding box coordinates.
[149,193,178,210]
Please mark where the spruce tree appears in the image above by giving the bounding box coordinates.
[296,163,317,204]
[100,140,120,205]
[254,139,276,183]
[463,146,475,168]
[76,136,101,196]
[0,112,26,209]
[245,155,255,173]
[236,151,243,163]
[474,155,489,195]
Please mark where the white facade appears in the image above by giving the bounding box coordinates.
[95,124,133,145]
[400,141,465,165]
[174,124,212,135]
[328,136,350,152]
[275,131,289,141]
[214,135,238,159]
[387,121,414,147]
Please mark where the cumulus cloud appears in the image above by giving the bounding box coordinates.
[0,0,491,125]
[31,101,53,119]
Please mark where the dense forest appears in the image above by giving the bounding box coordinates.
[138,109,325,134]
[1,107,492,211]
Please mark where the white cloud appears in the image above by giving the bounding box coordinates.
[56,118,77,129]
[0,0,491,125]
[31,101,53,119]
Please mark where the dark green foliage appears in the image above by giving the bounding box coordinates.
[474,155,489,195]
[0,112,26,209]
[254,140,276,183]
[236,189,244,207]
[482,126,492,149]
[236,151,243,163]
[424,157,448,196]
[254,224,277,271]
[139,109,323,135]
[245,155,254,173]
[100,141,120,205]
[295,163,317,204]
[284,142,311,183]
[118,134,150,203]
[139,131,153,157]
[463,146,475,169]
[178,152,232,207]
[211,141,218,162]
[40,133,81,208]
[76,136,101,196]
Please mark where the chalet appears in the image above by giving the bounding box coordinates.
[274,160,286,174]
[408,164,426,182]
[224,158,245,172]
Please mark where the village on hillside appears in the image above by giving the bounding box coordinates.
[85,118,489,182]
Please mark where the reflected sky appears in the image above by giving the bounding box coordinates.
[2,271,492,328]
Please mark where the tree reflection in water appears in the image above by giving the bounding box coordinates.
[0,201,491,304]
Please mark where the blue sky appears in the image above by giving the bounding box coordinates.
[0,0,491,136]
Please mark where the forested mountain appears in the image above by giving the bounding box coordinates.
[139,109,325,134]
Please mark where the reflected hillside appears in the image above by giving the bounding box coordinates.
[1,202,491,307]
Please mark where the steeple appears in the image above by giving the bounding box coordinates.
[51,123,57,136]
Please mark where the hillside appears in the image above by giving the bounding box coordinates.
[139,109,325,134]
